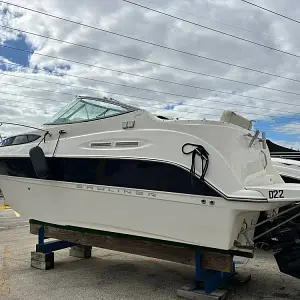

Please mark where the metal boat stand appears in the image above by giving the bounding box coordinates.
[177,251,251,300]
[31,226,91,270]
[29,219,251,300]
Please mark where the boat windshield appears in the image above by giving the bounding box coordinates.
[45,97,137,125]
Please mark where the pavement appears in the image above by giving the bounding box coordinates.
[0,197,10,210]
[0,197,27,230]
[0,208,300,300]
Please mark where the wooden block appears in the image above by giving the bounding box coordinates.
[31,260,54,270]
[69,245,92,258]
[202,252,233,273]
[31,251,54,262]
[177,285,228,300]
[31,251,54,270]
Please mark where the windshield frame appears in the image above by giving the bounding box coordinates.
[44,96,139,125]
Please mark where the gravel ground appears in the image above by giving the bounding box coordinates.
[0,210,299,300]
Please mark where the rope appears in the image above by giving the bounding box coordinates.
[52,130,66,157]
[37,131,51,147]
[182,143,209,186]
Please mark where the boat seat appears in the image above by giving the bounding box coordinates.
[220,110,253,130]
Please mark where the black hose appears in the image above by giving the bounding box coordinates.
[182,143,209,186]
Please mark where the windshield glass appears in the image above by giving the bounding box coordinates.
[45,97,137,125]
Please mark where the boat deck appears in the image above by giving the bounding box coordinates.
[0,209,300,300]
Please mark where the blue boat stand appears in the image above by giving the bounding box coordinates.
[193,251,236,295]
[36,226,77,253]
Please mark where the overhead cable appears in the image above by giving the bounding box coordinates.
[1,1,300,83]
[4,44,300,100]
[1,81,299,122]
[240,0,300,25]
[122,0,300,60]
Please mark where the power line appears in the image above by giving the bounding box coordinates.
[0,84,207,114]
[1,2,300,84]
[4,63,299,110]
[0,81,271,116]
[0,81,75,96]
[0,90,69,104]
[0,98,168,117]
[0,96,64,108]
[141,0,300,49]
[1,80,299,123]
[0,89,296,131]
[0,100,53,111]
[3,26,300,99]
[240,0,300,25]
[1,65,299,124]
[4,44,300,102]
[0,93,221,120]
[3,68,300,115]
[1,81,75,97]
[0,1,296,127]
[0,72,297,133]
[0,101,295,133]
[0,94,295,132]
[121,0,300,60]
[0,102,282,133]
[1,72,298,127]
[2,75,300,117]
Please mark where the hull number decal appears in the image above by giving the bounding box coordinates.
[269,190,284,199]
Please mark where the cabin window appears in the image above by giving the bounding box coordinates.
[12,135,29,145]
[1,136,15,146]
[27,134,41,143]
[0,134,40,147]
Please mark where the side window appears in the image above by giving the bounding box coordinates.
[1,137,15,146]
[0,134,41,146]
[12,135,29,145]
[27,135,41,143]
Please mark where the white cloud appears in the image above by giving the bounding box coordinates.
[0,0,299,148]
[273,122,300,134]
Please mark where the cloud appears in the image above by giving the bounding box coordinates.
[273,122,300,134]
[0,0,299,148]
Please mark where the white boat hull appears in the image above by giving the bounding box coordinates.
[0,175,285,251]
[1,100,300,252]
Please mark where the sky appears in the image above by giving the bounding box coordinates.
[0,0,299,149]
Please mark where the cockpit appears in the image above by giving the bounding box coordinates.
[44,96,138,125]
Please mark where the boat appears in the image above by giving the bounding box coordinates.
[259,145,300,279]
[271,157,300,184]
[220,112,300,278]
[254,156,300,279]
[267,139,300,161]
[0,96,300,254]
[265,138,300,183]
